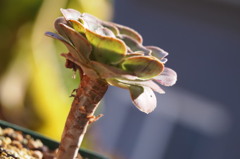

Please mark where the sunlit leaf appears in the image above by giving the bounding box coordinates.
[154,67,177,86]
[85,29,127,64]
[129,85,157,114]
[60,8,81,21]
[80,13,102,32]
[121,56,164,79]
[69,19,86,34]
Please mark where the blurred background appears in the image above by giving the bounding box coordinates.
[0,0,239,159]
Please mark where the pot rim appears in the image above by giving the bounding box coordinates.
[0,120,109,159]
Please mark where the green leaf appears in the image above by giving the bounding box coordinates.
[69,19,86,34]
[91,61,139,80]
[85,29,127,64]
[114,23,143,44]
[59,23,92,60]
[121,56,164,79]
[129,85,157,114]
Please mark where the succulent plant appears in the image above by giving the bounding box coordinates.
[46,8,177,159]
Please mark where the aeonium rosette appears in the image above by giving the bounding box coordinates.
[46,8,177,114]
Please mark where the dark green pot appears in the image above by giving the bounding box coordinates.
[0,120,108,159]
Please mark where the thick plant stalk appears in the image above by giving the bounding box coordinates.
[56,74,108,159]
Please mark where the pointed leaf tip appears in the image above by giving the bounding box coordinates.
[121,56,164,79]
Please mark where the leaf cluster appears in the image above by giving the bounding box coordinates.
[46,9,177,113]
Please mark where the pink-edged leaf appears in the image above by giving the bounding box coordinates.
[146,46,168,59]
[120,35,150,55]
[129,85,157,114]
[154,67,177,86]
[59,23,92,60]
[121,56,164,79]
[113,22,143,44]
[54,17,69,39]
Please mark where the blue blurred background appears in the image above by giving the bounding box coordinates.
[0,0,239,159]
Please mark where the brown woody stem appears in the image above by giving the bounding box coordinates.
[56,74,108,159]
